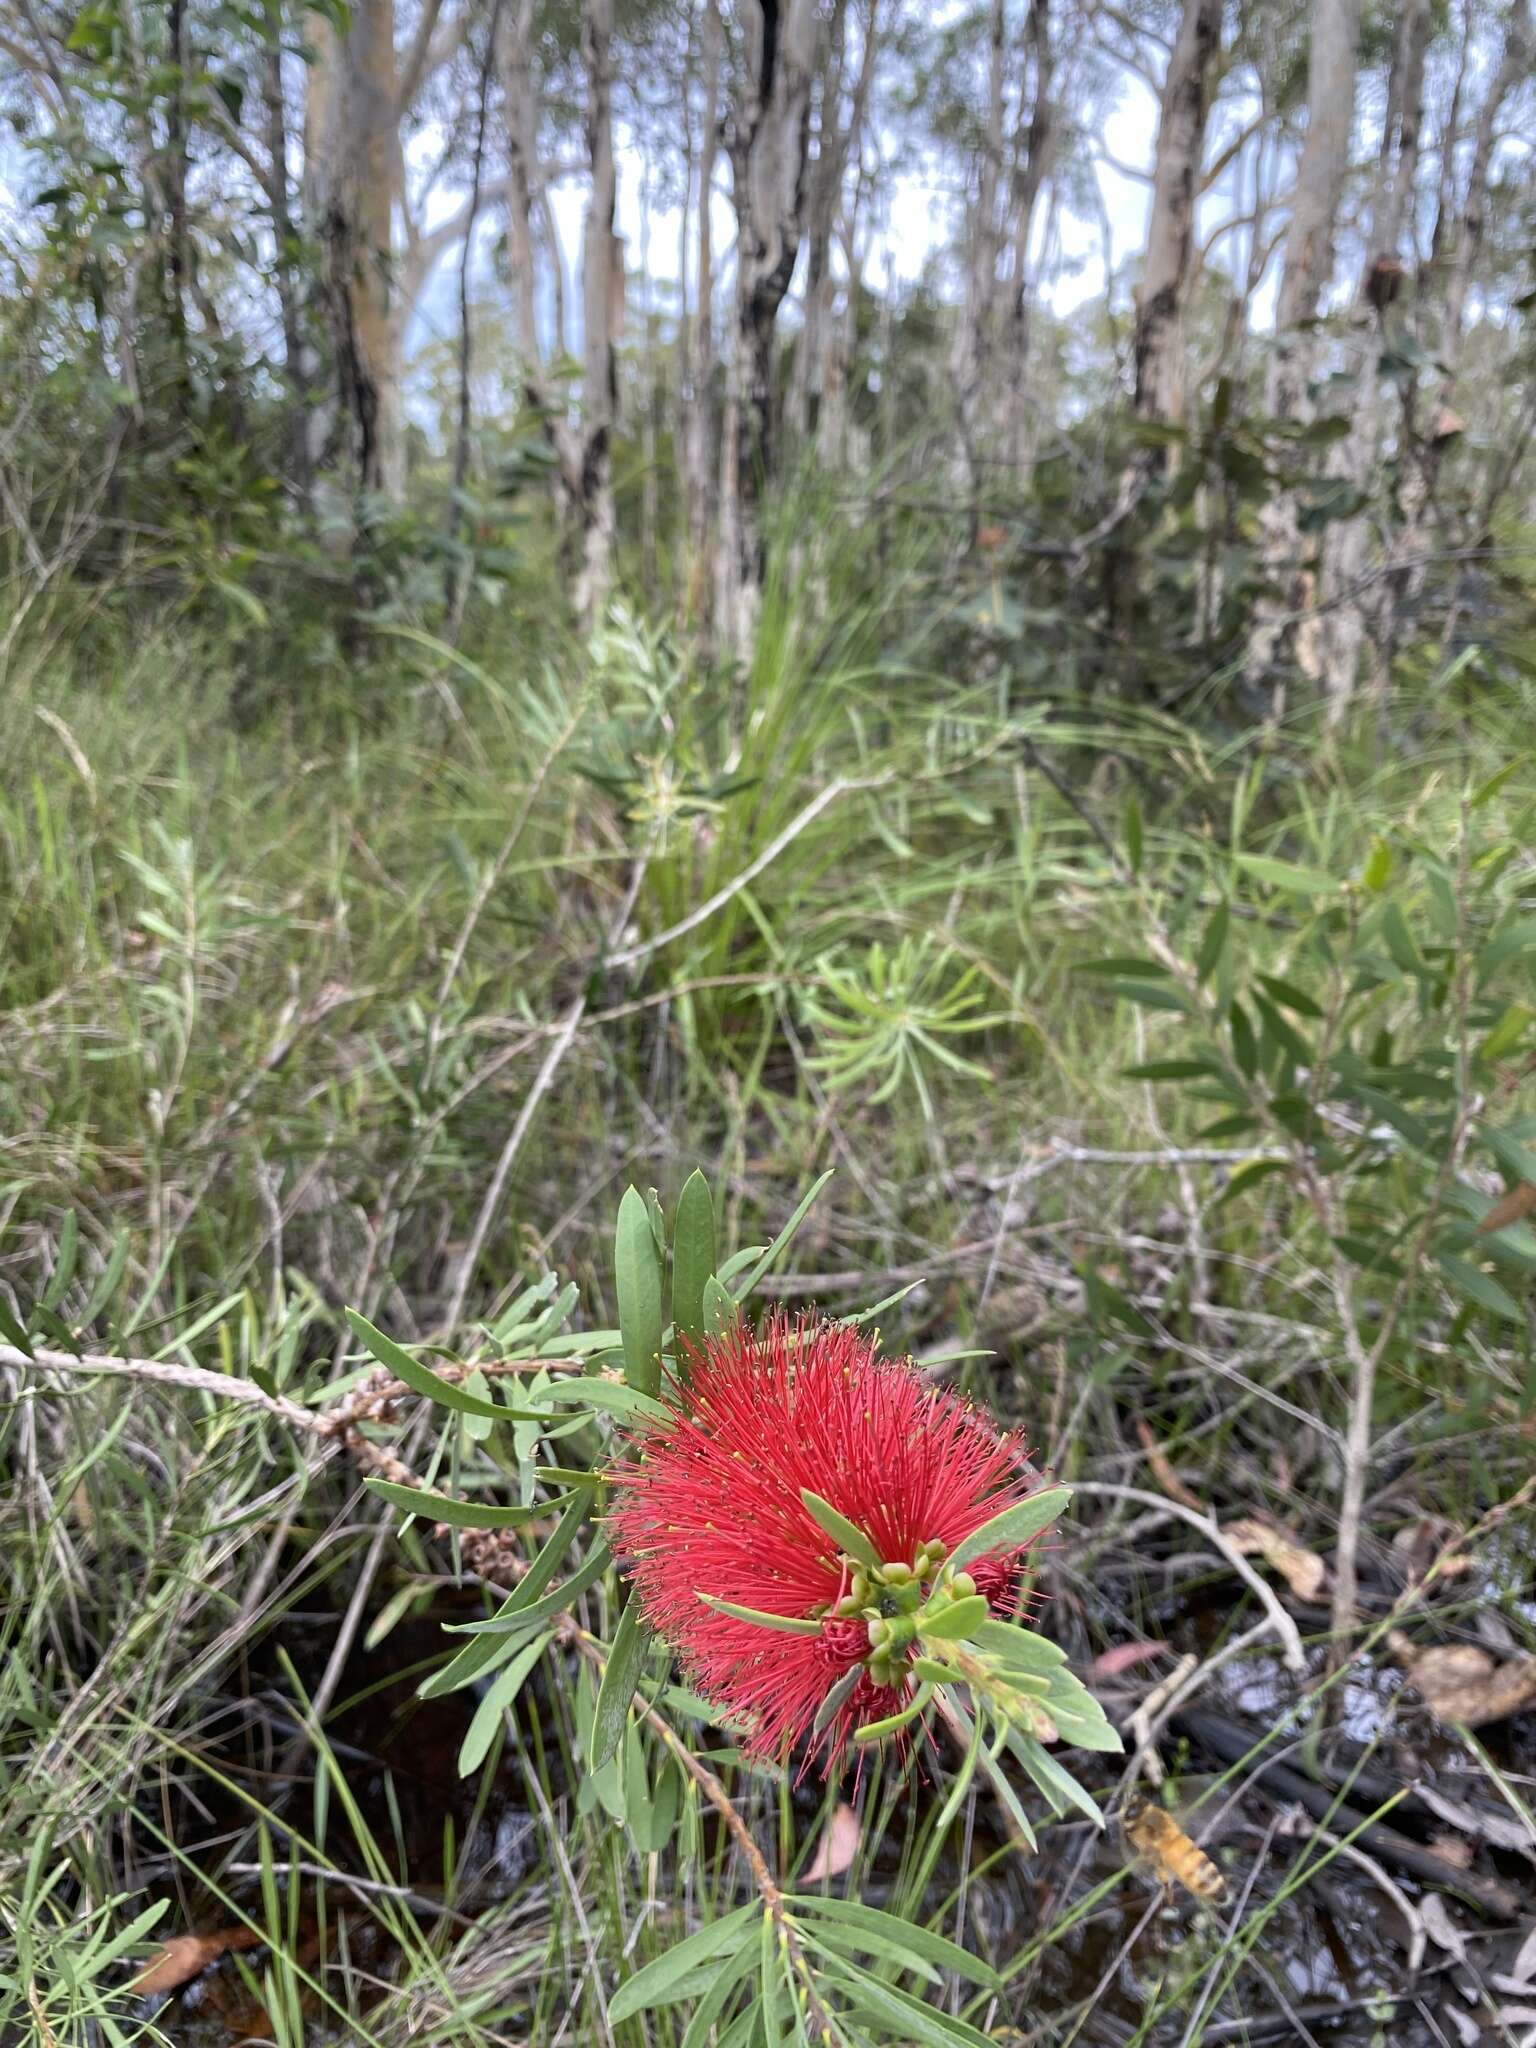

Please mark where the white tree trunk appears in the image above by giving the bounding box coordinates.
[1245,0,1364,701]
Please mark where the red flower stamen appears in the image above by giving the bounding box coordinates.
[607,1312,1048,1775]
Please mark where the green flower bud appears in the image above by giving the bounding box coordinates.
[950,1571,978,1599]
[867,1617,891,1649]
[881,1560,914,1587]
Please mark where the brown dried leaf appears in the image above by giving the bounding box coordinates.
[1135,1419,1205,1514]
[1388,1631,1536,1727]
[805,1802,861,1882]
[1221,1518,1327,1603]
[133,1927,265,1995]
[1427,1832,1476,1870]
[1089,1641,1168,1680]
[1478,1182,1536,1234]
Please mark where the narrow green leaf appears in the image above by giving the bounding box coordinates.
[1437,1251,1523,1322]
[800,1489,881,1569]
[364,1478,573,1529]
[729,1171,836,1303]
[593,1599,651,1769]
[40,1211,79,1312]
[607,1903,758,2021]
[0,1294,33,1357]
[702,1274,737,1336]
[458,1631,552,1775]
[1125,795,1143,874]
[790,1895,1001,1990]
[1233,853,1337,896]
[671,1170,716,1360]
[344,1310,517,1421]
[1196,903,1229,983]
[616,1186,664,1396]
[526,1376,673,1424]
[699,1594,824,1635]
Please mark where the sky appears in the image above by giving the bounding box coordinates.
[408,69,1168,368]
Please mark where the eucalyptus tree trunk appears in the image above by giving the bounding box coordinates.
[1386,0,1530,666]
[574,0,621,625]
[999,0,1054,467]
[304,0,403,498]
[951,0,1006,506]
[1244,0,1364,702]
[685,0,723,631]
[1132,0,1221,432]
[498,0,622,630]
[720,0,820,653]
[1315,0,1431,719]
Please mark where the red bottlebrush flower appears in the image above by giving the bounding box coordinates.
[606,1313,1046,1776]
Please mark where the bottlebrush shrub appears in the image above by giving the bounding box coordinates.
[353,1170,1119,2046]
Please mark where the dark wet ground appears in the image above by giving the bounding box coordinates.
[136,1547,1536,2047]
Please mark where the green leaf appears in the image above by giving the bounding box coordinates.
[949,1486,1073,1572]
[1233,853,1338,896]
[1107,981,1192,1013]
[593,1599,651,1769]
[1125,795,1143,874]
[40,1210,79,1312]
[1196,903,1229,983]
[616,1187,664,1397]
[699,1594,824,1635]
[1471,757,1526,808]
[453,1535,614,1636]
[671,1170,716,1359]
[1482,1126,1536,1187]
[1122,1059,1218,1081]
[1077,956,1172,978]
[607,1904,758,2021]
[365,1479,574,1529]
[800,1489,881,1569]
[731,1171,835,1301]
[1254,973,1323,1018]
[789,1895,1001,1989]
[1215,1158,1290,1206]
[458,1631,553,1775]
[0,1294,33,1357]
[701,1274,737,1336]
[525,1377,673,1425]
[970,1618,1069,1672]
[917,1595,990,1642]
[1361,839,1393,891]
[344,1311,521,1421]
[813,1664,863,1733]
[1436,1251,1523,1322]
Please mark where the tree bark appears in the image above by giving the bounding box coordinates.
[722,0,820,651]
[1245,0,1364,700]
[1132,0,1221,431]
[304,0,403,499]
[574,0,620,626]
[684,0,722,629]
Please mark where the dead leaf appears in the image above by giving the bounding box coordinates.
[1510,1923,1536,1987]
[1414,1782,1536,1858]
[1391,1518,1472,1585]
[1388,1630,1536,1727]
[1479,1182,1536,1234]
[1421,1893,1469,1963]
[1428,1832,1476,1870]
[1222,1518,1327,1602]
[1089,1641,1167,1680]
[133,1928,265,1996]
[805,1802,861,1882]
[1135,1419,1205,1513]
